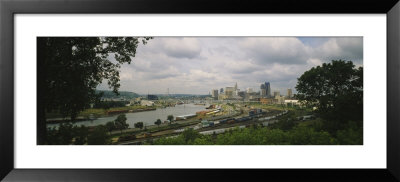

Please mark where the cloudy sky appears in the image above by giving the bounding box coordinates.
[97,37,363,95]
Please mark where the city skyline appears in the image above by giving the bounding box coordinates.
[97,37,363,95]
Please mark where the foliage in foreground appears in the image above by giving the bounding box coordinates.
[152,118,362,145]
[46,123,111,145]
[296,60,363,133]
[46,114,129,145]
[38,37,152,144]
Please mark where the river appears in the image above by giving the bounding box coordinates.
[47,103,208,128]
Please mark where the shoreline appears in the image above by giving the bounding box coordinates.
[46,107,157,124]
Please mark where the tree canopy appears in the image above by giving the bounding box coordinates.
[87,125,111,145]
[167,115,174,122]
[155,119,162,127]
[105,121,116,135]
[114,114,129,133]
[134,122,144,130]
[295,60,363,131]
[37,37,151,144]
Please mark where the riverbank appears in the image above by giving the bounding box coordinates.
[46,103,208,128]
[46,105,156,123]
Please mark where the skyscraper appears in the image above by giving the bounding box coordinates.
[260,83,266,97]
[265,82,271,97]
[220,88,224,94]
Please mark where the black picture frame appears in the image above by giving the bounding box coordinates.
[1,0,399,181]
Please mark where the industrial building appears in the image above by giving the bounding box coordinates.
[260,98,277,104]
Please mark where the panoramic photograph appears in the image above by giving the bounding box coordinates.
[37,37,363,145]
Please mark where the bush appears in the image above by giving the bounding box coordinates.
[289,126,334,145]
[336,121,363,145]
[87,125,111,145]
[118,134,137,142]
[73,125,89,145]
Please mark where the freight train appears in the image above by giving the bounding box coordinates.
[200,109,287,128]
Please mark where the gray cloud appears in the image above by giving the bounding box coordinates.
[313,37,363,64]
[159,37,202,59]
[96,37,363,95]
[240,37,311,65]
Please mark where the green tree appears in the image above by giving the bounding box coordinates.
[114,114,129,134]
[154,119,162,127]
[134,122,144,130]
[73,125,89,145]
[46,127,60,145]
[270,111,296,131]
[38,37,152,144]
[167,115,174,123]
[57,123,74,145]
[192,135,213,145]
[289,126,334,145]
[336,121,363,145]
[181,128,200,143]
[105,121,116,135]
[87,125,111,145]
[153,135,186,145]
[295,60,363,132]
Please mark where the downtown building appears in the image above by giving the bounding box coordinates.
[218,82,243,100]
[287,88,293,98]
[211,89,219,100]
[260,82,271,98]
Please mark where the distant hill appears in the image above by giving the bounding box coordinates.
[159,94,209,97]
[96,90,140,99]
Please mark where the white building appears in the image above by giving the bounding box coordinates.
[235,89,240,96]
[275,95,285,104]
[284,99,301,106]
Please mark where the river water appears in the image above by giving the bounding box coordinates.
[47,103,207,128]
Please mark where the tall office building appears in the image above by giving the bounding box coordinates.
[287,89,292,98]
[220,88,224,94]
[260,83,266,97]
[265,82,271,97]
